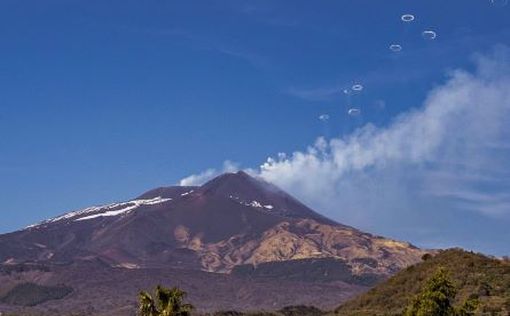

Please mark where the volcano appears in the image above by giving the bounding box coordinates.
[0,171,427,315]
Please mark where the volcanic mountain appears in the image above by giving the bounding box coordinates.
[0,171,427,314]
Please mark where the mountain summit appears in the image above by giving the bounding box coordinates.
[0,172,427,313]
[139,171,333,224]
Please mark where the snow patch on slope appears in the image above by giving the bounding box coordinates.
[75,197,172,221]
[180,190,194,197]
[228,196,274,210]
[26,196,172,228]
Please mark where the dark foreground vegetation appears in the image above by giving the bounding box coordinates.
[138,285,194,316]
[137,249,509,316]
[335,249,510,315]
[0,283,72,307]
[209,306,325,316]
[0,249,508,316]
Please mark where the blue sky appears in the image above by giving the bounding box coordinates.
[1,1,509,255]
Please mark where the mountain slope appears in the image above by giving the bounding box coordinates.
[0,260,366,315]
[334,249,510,315]
[0,171,425,276]
[0,171,429,314]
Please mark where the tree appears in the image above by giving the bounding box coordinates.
[139,285,194,316]
[405,267,457,316]
[421,253,432,261]
[139,290,159,316]
[455,298,478,316]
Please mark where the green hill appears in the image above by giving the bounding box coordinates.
[334,249,510,316]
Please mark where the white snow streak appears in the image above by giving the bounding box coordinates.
[26,196,172,228]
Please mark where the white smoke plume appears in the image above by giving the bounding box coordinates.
[179,160,239,186]
[181,48,510,253]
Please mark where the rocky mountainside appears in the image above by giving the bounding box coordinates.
[0,171,428,314]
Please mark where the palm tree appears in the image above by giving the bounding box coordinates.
[139,285,194,316]
[139,290,159,316]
